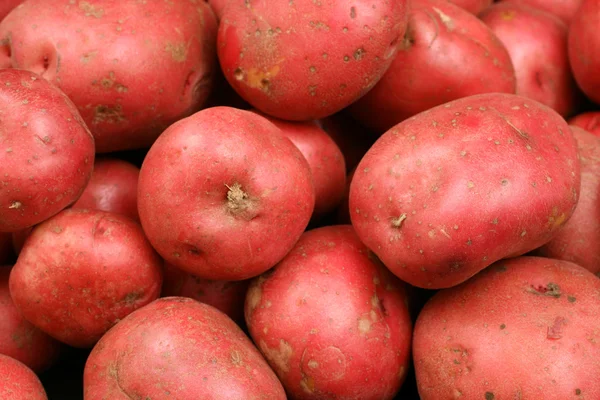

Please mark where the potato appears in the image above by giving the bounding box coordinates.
[0,69,94,232]
[569,111,600,137]
[349,93,581,289]
[414,256,600,399]
[480,2,580,117]
[0,354,47,400]
[0,266,61,372]
[218,0,408,121]
[0,0,218,153]
[534,126,600,275]
[245,225,412,400]
[138,106,315,281]
[9,208,163,348]
[71,158,140,222]
[161,263,249,325]
[568,0,600,104]
[348,0,516,133]
[83,297,286,400]
[500,0,583,24]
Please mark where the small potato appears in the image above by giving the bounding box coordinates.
[569,0,600,104]
[84,297,286,400]
[246,225,412,400]
[0,69,94,232]
[349,93,580,289]
[0,354,47,400]
[414,257,600,399]
[9,208,163,348]
[569,111,600,137]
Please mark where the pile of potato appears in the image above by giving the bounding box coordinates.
[0,0,599,399]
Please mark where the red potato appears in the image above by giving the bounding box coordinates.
[569,111,600,137]
[0,0,23,22]
[414,257,600,399]
[349,93,581,289]
[71,158,140,222]
[569,0,600,105]
[480,2,580,117]
[0,0,218,153]
[0,266,61,372]
[9,208,163,348]
[84,297,286,399]
[138,106,315,281]
[161,263,249,325]
[245,225,412,400]
[348,0,516,134]
[253,111,346,220]
[0,354,47,400]
[501,0,583,24]
[447,0,492,14]
[218,0,408,121]
[0,69,94,232]
[534,126,600,274]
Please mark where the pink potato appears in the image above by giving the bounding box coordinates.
[349,93,581,289]
[161,263,249,325]
[0,354,47,400]
[534,126,600,275]
[217,0,408,121]
[569,0,600,105]
[0,68,94,232]
[138,106,315,281]
[245,225,413,399]
[569,111,600,137]
[71,158,140,222]
[9,208,163,348]
[0,266,61,373]
[480,2,580,117]
[84,297,286,399]
[500,0,583,24]
[414,257,600,399]
[0,0,218,153]
[0,0,23,22]
[348,0,516,134]
[447,0,492,14]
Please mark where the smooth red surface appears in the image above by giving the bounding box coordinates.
[500,0,583,24]
[448,0,492,13]
[569,0,600,104]
[0,354,47,399]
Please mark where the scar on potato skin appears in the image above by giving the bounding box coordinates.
[391,213,407,228]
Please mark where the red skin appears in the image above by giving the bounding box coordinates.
[218,0,409,121]
[138,107,315,281]
[480,2,580,117]
[534,127,600,275]
[9,208,163,348]
[254,111,347,220]
[206,0,229,20]
[448,0,492,14]
[161,263,249,325]
[349,93,581,289]
[84,297,286,399]
[569,111,600,137]
[414,257,600,399]
[0,266,61,372]
[569,0,600,105]
[499,0,583,24]
[0,69,95,232]
[72,158,140,222]
[348,0,516,134]
[0,0,218,153]
[245,225,412,400]
[0,354,47,400]
[0,0,24,21]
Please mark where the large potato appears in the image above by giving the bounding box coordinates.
[218,0,408,121]
[84,297,286,400]
[349,93,580,289]
[0,0,218,152]
[414,256,600,399]
[246,225,412,399]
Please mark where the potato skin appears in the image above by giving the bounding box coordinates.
[0,354,47,400]
[447,0,492,14]
[569,0,600,105]
[83,297,286,400]
[414,256,600,399]
[348,0,516,133]
[569,111,600,137]
[349,93,581,289]
[218,0,408,121]
[504,0,583,24]
[9,208,163,348]
[0,0,23,21]
[480,2,580,117]
[138,106,315,281]
[245,225,412,400]
[0,69,94,232]
[0,0,218,153]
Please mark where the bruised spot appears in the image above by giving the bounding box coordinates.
[259,339,293,373]
[242,64,281,93]
[165,42,187,62]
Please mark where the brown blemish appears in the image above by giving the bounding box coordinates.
[93,105,126,125]
[391,213,407,228]
[165,42,187,63]
[527,282,561,298]
[79,1,104,18]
